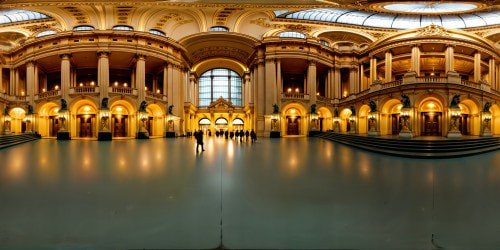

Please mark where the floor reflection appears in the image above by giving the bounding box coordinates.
[0,137,500,249]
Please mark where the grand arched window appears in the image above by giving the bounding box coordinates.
[199,68,242,107]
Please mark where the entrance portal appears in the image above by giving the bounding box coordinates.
[422,112,441,136]
[286,116,300,135]
[78,115,95,137]
[113,115,128,137]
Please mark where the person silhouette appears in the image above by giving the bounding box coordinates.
[195,130,205,152]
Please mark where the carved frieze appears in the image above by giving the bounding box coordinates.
[417,24,450,37]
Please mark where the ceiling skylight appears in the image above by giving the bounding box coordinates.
[275,8,500,30]
[383,2,478,14]
[0,9,50,24]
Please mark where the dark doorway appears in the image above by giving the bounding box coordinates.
[391,114,402,135]
[78,115,94,138]
[113,115,127,137]
[50,116,59,136]
[459,114,469,135]
[287,116,300,135]
[147,117,153,135]
[319,118,324,132]
[422,112,441,136]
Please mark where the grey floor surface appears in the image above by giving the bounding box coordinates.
[1,136,500,249]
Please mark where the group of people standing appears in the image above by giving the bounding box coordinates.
[194,129,257,152]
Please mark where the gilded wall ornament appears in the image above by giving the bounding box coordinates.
[417,24,450,37]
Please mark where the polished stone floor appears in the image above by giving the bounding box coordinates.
[1,136,500,249]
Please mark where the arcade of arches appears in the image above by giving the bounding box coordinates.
[1,1,500,139]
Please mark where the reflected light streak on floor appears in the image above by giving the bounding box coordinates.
[0,136,500,249]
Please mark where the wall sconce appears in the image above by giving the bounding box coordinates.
[295,88,299,93]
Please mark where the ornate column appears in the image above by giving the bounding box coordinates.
[276,59,282,104]
[307,60,317,103]
[369,57,376,84]
[349,66,358,94]
[0,65,3,94]
[163,64,168,98]
[411,44,420,76]
[474,51,481,82]
[489,58,495,87]
[334,67,341,99]
[265,58,277,116]
[98,52,110,99]
[9,68,15,96]
[256,58,265,136]
[385,51,392,82]
[60,54,71,100]
[135,54,146,102]
[445,45,455,73]
[26,61,35,104]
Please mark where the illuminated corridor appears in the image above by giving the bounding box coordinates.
[1,137,500,249]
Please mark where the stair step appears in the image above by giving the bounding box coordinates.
[315,132,500,158]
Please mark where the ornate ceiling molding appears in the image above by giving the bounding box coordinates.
[189,46,251,64]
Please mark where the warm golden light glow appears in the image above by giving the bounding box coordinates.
[80,83,83,86]
[157,89,160,93]
[287,88,292,93]
[116,107,123,112]
[114,82,118,86]
[55,85,59,90]
[90,81,95,86]
[295,88,299,93]
[83,106,91,112]
[428,103,436,109]
[124,83,128,87]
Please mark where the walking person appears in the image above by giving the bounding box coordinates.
[195,130,205,152]
[245,130,249,141]
[250,129,256,143]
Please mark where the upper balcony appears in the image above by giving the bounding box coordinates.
[109,86,138,97]
[69,86,100,97]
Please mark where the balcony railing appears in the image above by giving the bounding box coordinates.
[37,90,61,100]
[461,80,482,89]
[72,86,98,93]
[110,86,137,95]
[415,76,448,83]
[381,80,402,89]
[146,91,167,101]
[316,95,333,104]
[281,92,310,100]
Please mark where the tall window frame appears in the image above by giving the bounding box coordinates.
[198,68,242,107]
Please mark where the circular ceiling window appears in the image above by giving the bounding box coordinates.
[383,2,478,14]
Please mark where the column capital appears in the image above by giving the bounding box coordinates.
[26,60,36,66]
[135,54,147,60]
[308,60,317,66]
[97,51,110,57]
[59,54,71,59]
[410,43,421,48]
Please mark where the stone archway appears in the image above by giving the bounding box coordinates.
[358,105,371,134]
[340,108,352,133]
[110,99,136,138]
[71,99,98,138]
[146,103,165,137]
[380,99,401,135]
[282,103,307,136]
[418,97,444,136]
[491,104,500,135]
[317,107,332,132]
[37,102,59,137]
